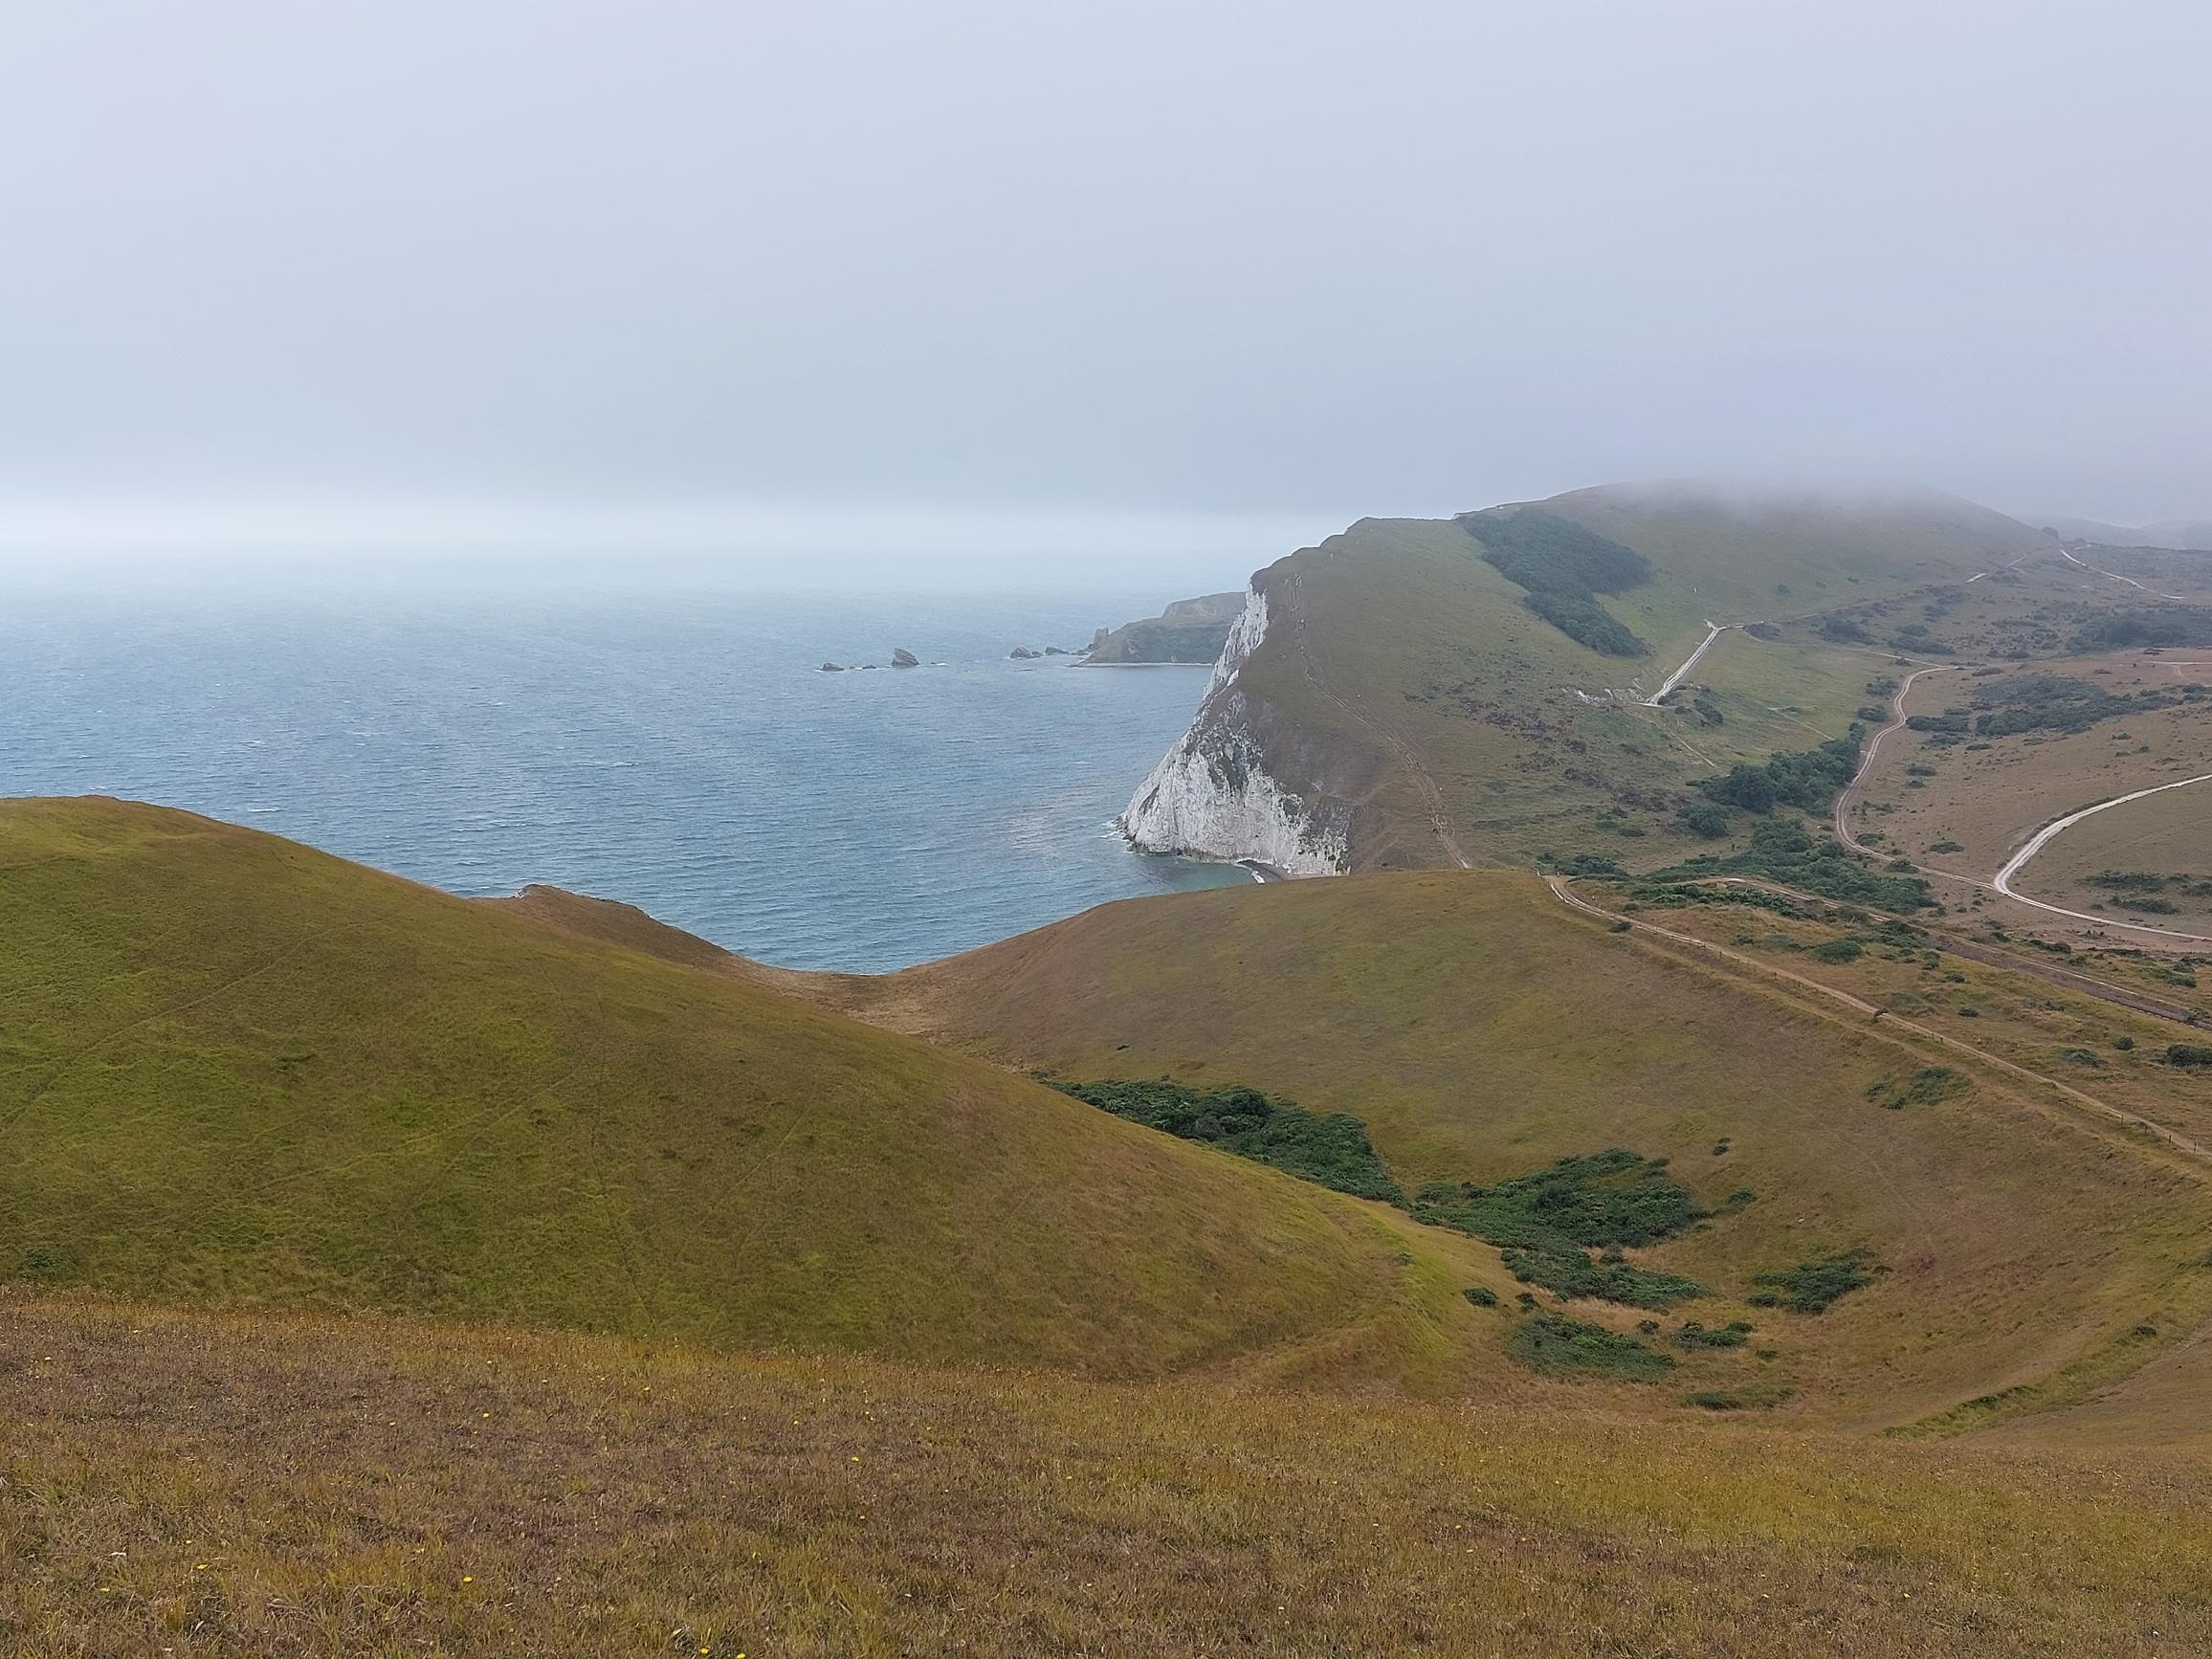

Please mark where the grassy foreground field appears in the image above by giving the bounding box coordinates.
[7,1295,2210,1659]
[0,797,1506,1389]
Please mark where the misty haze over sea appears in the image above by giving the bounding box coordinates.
[0,579,1246,970]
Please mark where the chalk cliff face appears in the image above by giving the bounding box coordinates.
[1119,586,1350,874]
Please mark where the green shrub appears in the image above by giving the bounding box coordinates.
[1509,1315,1675,1382]
[1676,801,1732,839]
[1462,1286,1500,1309]
[1865,1067,1969,1110]
[1461,508,1653,656]
[1750,1249,1884,1313]
[1674,1320,1754,1349]
[1813,938,1864,963]
[1683,1384,1795,1411]
[1412,1149,1710,1310]
[2113,1035,2136,1051]
[2168,1044,2212,1069]
[1054,1079,1403,1201]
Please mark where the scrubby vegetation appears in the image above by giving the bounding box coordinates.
[1964,673,2200,738]
[1751,1250,1884,1313]
[1412,1150,1711,1310]
[1865,1068,1970,1111]
[1461,507,1653,656]
[2071,606,2212,651]
[1509,1314,1676,1381]
[1644,819,1934,912]
[1684,1383,1797,1411]
[1054,1080,1404,1201]
[1697,734,1865,816]
[1674,1319,1754,1350]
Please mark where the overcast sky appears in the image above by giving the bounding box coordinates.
[3,1,2207,579]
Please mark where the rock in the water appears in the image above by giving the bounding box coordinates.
[891,648,920,668]
[820,661,847,673]
[1009,646,1042,659]
[1044,645,1073,655]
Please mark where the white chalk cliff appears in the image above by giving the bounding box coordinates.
[1119,586,1349,874]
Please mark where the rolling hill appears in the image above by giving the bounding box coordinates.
[0,796,1507,1388]
[1120,484,2053,874]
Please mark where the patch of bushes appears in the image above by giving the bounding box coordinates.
[1750,1249,1884,1313]
[1461,508,1653,656]
[1508,1315,1675,1381]
[1698,735,1865,817]
[1412,1149,1711,1310]
[1864,1067,1969,1110]
[1676,800,1732,839]
[1644,818,1934,913]
[2088,870,2167,892]
[1813,938,1865,963]
[1674,1319,1754,1349]
[1930,840,1963,854]
[2168,1045,2212,1069]
[1552,852,1626,876]
[1969,675,2188,738]
[2070,608,2212,651]
[1683,1384,1795,1411]
[1055,1080,1404,1201]
[1462,1286,1500,1308]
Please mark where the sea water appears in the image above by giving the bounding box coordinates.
[0,575,1246,970]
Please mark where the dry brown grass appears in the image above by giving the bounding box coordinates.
[7,1296,2211,1659]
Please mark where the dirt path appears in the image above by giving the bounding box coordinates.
[1544,874,2212,1164]
[1834,662,1963,853]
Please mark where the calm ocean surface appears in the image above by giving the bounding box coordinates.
[0,577,1246,970]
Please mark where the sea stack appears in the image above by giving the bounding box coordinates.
[891,648,919,668]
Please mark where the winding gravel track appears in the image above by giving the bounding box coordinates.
[1993,775,2212,943]
[1838,662,2212,946]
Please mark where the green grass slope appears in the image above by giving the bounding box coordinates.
[0,797,1494,1385]
[830,871,2212,1429]
[1195,486,2047,872]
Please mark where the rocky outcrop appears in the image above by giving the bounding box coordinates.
[1119,585,1349,874]
[891,648,919,668]
[1009,646,1042,659]
[820,661,847,673]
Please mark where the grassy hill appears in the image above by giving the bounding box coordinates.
[0,797,1511,1387]
[1133,486,2050,873]
[825,870,2212,1430]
